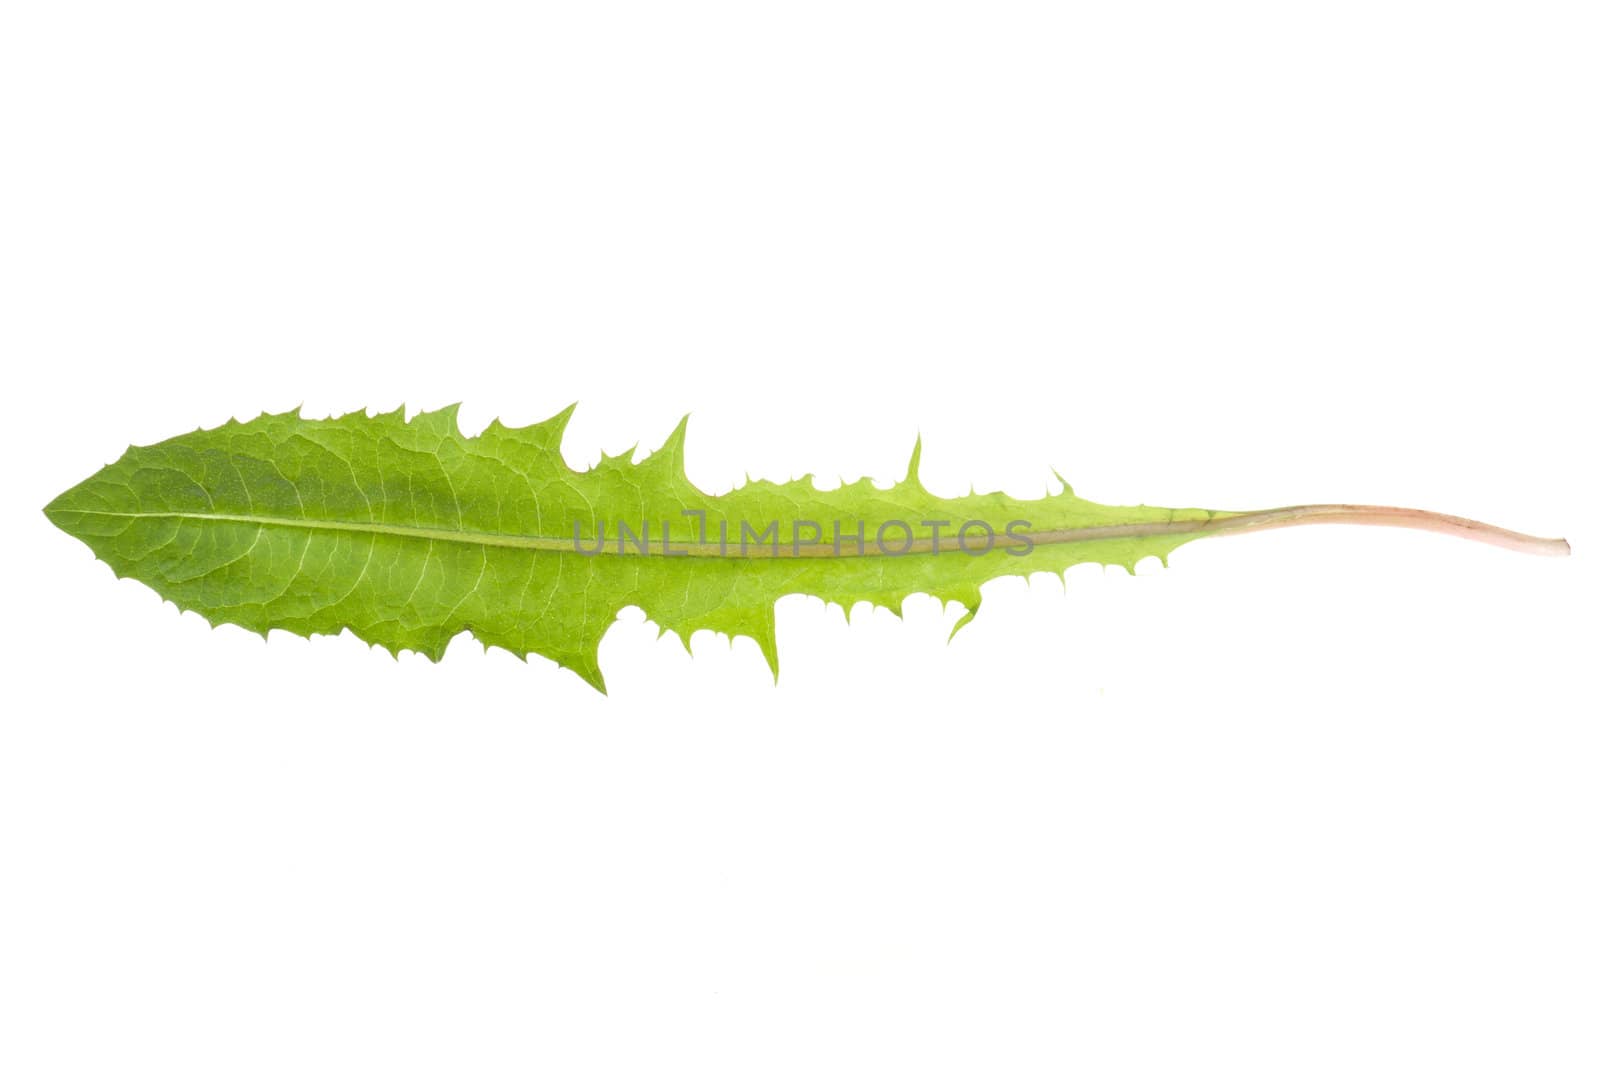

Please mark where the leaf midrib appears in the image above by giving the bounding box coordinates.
[46,507,1231,558]
[48,504,1568,558]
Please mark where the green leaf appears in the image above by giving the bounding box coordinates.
[44,406,1569,692]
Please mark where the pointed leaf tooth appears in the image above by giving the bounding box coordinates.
[906,434,924,487]
[643,414,691,475]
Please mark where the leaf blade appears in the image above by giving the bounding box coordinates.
[46,405,1562,691]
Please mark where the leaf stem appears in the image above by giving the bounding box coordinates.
[1199,505,1570,557]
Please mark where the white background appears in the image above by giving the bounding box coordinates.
[2,3,1596,1064]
